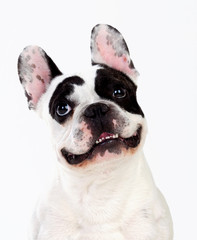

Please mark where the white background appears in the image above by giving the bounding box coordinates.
[0,0,196,239]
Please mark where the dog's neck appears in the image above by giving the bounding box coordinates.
[58,151,142,186]
[54,151,155,223]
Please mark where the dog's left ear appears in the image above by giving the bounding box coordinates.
[18,46,62,109]
[91,24,139,84]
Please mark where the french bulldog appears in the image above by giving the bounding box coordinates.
[18,24,173,240]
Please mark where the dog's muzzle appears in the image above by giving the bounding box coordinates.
[61,102,142,165]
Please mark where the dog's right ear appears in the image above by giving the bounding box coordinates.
[18,46,62,109]
[90,24,139,84]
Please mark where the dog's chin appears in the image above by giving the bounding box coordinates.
[61,126,142,166]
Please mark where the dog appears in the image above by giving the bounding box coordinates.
[18,24,173,240]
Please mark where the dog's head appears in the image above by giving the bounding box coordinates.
[18,24,146,169]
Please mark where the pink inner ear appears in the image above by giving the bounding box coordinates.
[21,46,51,107]
[93,27,137,80]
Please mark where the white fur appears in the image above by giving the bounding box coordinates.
[28,66,173,240]
[29,152,173,240]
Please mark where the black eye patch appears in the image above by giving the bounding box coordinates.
[95,66,144,117]
[49,76,84,123]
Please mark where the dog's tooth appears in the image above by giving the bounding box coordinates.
[96,134,119,144]
[133,131,137,136]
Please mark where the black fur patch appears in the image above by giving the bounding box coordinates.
[43,51,62,79]
[95,66,144,117]
[49,76,84,123]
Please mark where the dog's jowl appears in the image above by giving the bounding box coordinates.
[18,24,173,240]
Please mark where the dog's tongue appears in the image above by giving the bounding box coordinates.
[99,132,113,139]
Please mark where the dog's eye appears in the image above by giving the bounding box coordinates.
[56,103,72,117]
[113,87,127,99]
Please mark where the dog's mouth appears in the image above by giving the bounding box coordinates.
[61,126,142,165]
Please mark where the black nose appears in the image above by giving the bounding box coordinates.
[84,103,110,119]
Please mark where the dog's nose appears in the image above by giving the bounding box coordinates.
[84,103,110,118]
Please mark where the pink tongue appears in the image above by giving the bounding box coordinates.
[99,132,113,139]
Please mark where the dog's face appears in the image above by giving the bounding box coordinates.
[18,24,146,169]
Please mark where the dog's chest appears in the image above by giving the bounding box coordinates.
[38,207,136,240]
[37,177,156,240]
[37,204,155,240]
